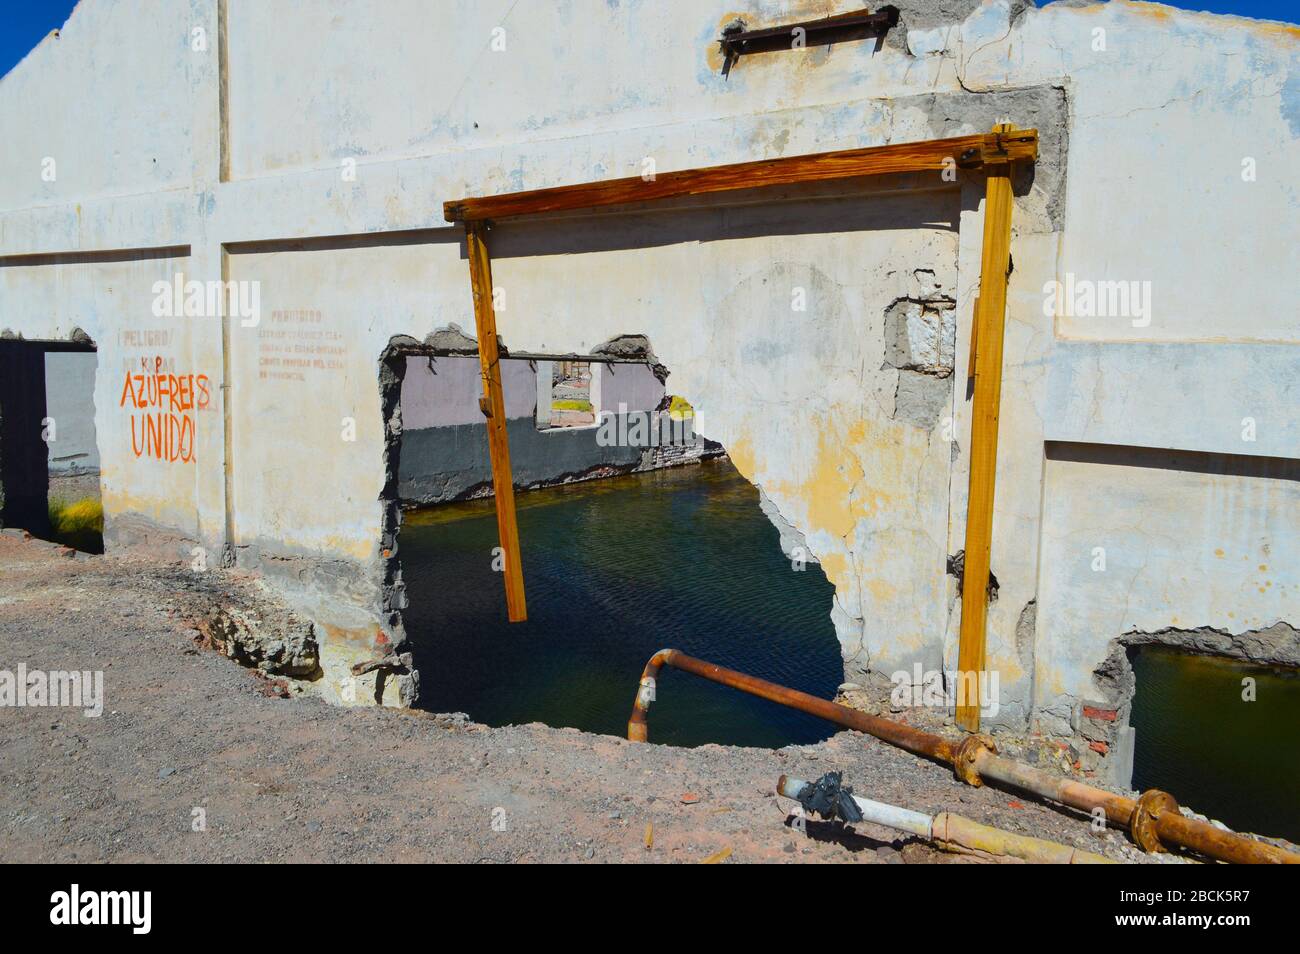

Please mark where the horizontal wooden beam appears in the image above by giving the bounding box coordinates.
[444,130,1037,222]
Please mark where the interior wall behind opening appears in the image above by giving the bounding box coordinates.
[398,354,718,507]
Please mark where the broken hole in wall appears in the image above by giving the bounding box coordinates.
[882,281,957,431]
[379,334,846,747]
[1090,626,1300,841]
[393,341,714,505]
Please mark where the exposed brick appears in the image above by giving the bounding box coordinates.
[1089,740,1109,755]
[1083,706,1117,721]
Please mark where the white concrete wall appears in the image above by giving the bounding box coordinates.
[1034,444,1299,735]
[0,0,193,212]
[402,356,534,429]
[1,0,1295,722]
[601,362,664,415]
[44,351,100,474]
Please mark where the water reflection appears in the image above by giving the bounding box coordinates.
[401,459,844,748]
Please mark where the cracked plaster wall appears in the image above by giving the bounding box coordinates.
[1035,445,1299,738]
[1,1,1295,713]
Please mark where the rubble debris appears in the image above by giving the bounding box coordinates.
[193,604,320,679]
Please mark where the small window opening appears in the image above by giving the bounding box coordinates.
[540,360,596,429]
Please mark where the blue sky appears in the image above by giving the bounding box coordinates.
[2,0,79,80]
[0,0,1296,81]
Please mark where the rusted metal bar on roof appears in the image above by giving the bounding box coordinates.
[443,130,1038,222]
[719,6,899,68]
[380,339,655,365]
[627,648,1300,864]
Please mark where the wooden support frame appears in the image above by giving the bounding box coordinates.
[465,221,527,621]
[447,128,1035,657]
[955,124,1016,731]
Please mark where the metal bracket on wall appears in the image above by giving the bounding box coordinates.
[719,7,900,76]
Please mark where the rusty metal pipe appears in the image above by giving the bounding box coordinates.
[930,811,1115,864]
[627,649,955,763]
[972,750,1299,865]
[629,648,1300,865]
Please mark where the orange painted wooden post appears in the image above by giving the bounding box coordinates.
[465,221,527,622]
[956,124,1016,731]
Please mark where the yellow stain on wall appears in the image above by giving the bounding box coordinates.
[866,576,897,604]
[817,551,849,591]
[743,408,932,564]
[728,408,944,638]
[803,419,869,541]
[726,432,756,481]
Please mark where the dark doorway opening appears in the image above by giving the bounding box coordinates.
[0,335,102,553]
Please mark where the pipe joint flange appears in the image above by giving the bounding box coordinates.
[1130,789,1179,853]
[953,733,997,787]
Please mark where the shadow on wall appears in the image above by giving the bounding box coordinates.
[481,172,964,261]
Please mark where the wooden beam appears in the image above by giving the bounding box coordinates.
[955,124,1017,732]
[465,221,527,622]
[444,130,1037,222]
[447,126,1037,642]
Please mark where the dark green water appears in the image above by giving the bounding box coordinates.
[401,459,844,747]
[1130,646,1300,841]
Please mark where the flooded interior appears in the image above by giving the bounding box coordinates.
[1129,645,1300,841]
[401,458,845,748]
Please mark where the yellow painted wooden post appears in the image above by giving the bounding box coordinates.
[466,221,528,622]
[956,124,1016,731]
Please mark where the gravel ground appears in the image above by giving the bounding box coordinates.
[0,531,1170,863]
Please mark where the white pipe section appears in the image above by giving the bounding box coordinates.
[778,776,933,839]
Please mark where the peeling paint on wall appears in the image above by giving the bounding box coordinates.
[1,0,1295,720]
